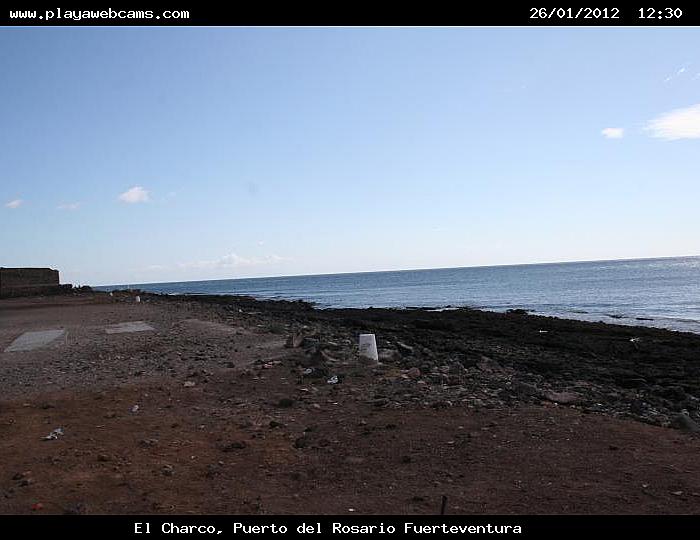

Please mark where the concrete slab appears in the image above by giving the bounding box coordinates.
[105,321,154,334]
[4,329,66,352]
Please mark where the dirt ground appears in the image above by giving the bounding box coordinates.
[1,293,700,515]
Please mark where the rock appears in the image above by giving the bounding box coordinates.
[543,390,581,405]
[618,376,647,389]
[670,413,700,433]
[512,382,540,397]
[431,400,453,409]
[294,435,310,448]
[13,471,31,482]
[63,502,88,515]
[285,332,304,348]
[406,367,421,379]
[97,454,111,462]
[301,366,328,379]
[221,441,248,452]
[396,342,414,356]
[477,356,502,373]
[298,349,336,368]
[161,464,174,476]
[378,349,400,363]
[139,438,158,448]
[276,398,295,408]
[301,337,320,350]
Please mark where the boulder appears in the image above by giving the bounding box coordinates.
[670,413,700,433]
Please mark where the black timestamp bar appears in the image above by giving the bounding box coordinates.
[1,5,699,25]
[526,7,692,25]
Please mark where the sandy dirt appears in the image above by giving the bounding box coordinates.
[1,293,699,515]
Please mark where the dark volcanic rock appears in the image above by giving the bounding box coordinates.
[670,413,700,433]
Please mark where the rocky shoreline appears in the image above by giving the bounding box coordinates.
[4,291,700,514]
[143,292,700,432]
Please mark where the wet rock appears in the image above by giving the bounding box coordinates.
[413,320,456,332]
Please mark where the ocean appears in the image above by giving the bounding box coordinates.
[97,256,700,333]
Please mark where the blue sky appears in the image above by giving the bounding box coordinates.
[1,27,699,286]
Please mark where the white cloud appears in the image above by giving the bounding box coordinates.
[646,103,700,140]
[118,186,149,204]
[664,63,691,84]
[5,199,23,209]
[601,127,624,139]
[57,202,80,210]
[179,252,287,270]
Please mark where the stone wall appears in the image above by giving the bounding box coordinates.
[0,267,63,298]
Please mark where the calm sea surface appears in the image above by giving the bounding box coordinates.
[97,256,700,333]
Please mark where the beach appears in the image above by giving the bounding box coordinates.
[1,291,700,514]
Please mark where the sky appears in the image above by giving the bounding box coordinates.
[1,27,699,286]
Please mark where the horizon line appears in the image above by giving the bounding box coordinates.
[93,253,700,288]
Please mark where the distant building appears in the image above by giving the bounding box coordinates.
[0,267,64,298]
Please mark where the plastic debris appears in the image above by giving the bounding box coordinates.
[42,427,64,441]
[327,375,339,384]
[302,368,314,376]
[135,295,141,303]
[183,381,196,387]
[358,334,379,362]
[130,405,140,413]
